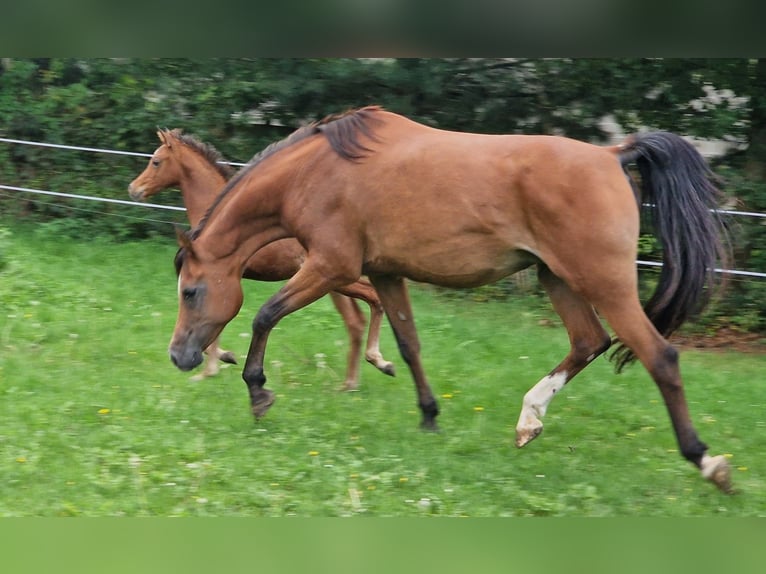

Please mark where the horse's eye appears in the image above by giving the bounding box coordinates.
[152,159,161,167]
[182,287,197,301]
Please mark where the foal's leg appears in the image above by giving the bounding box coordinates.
[241,262,338,419]
[193,337,238,381]
[329,292,366,390]
[367,275,439,430]
[334,280,395,378]
[515,265,612,446]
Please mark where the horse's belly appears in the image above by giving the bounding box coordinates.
[364,247,537,288]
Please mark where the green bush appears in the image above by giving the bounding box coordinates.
[0,226,11,271]
[1,58,764,335]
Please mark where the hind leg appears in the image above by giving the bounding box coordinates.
[599,301,731,492]
[582,273,732,493]
[335,280,396,378]
[515,265,612,446]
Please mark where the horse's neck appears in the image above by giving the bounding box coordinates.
[198,174,288,266]
[177,152,228,226]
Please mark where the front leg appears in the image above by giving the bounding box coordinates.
[242,301,280,419]
[367,275,439,430]
[241,261,337,419]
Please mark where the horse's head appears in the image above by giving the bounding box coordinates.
[128,130,183,201]
[169,229,244,371]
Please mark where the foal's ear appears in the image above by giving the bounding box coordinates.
[157,128,173,148]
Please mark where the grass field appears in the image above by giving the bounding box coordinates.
[1,224,764,516]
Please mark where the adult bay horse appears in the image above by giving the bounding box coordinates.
[128,128,393,388]
[170,106,732,492]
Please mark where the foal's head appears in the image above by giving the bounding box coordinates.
[168,230,244,371]
[128,130,185,201]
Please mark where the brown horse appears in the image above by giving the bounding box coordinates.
[170,106,732,493]
[128,129,393,388]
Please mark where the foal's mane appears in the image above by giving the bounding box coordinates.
[189,106,384,240]
[164,129,235,180]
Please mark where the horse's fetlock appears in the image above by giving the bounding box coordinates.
[680,438,708,467]
[419,398,439,420]
[243,366,266,388]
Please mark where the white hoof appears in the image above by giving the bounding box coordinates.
[700,454,733,494]
[515,419,543,448]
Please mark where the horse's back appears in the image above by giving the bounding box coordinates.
[291,112,640,288]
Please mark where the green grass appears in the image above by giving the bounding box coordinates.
[1,225,764,516]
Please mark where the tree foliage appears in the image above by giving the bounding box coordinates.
[1,58,764,330]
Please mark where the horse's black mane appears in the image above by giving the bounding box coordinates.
[188,106,384,240]
[164,129,236,181]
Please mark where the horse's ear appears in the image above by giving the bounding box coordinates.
[175,225,193,251]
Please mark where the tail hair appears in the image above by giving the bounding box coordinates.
[610,132,729,371]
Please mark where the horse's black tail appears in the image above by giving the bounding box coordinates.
[611,132,729,371]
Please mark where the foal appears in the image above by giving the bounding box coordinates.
[129,129,393,388]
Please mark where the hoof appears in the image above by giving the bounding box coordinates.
[701,455,733,494]
[515,422,543,448]
[367,355,396,377]
[251,389,276,419]
[380,362,396,377]
[340,380,359,392]
[420,419,440,432]
[219,351,238,365]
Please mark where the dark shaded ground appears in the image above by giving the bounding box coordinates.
[537,317,765,354]
[671,327,766,354]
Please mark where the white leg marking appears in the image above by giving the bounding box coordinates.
[515,371,568,447]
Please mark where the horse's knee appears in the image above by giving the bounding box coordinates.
[253,302,282,335]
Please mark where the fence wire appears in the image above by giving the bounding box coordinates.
[2,136,766,279]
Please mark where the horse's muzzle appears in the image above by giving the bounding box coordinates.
[127,184,145,201]
[169,346,203,371]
